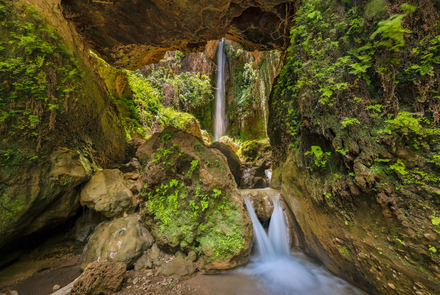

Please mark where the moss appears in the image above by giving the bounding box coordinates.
[238,139,271,163]
[0,1,84,140]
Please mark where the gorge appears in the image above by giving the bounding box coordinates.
[1,0,440,295]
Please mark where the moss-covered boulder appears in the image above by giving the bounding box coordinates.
[135,127,252,272]
[239,139,271,163]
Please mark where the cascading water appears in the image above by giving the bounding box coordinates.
[213,39,226,142]
[242,192,365,295]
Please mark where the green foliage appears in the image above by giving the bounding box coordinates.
[0,2,83,138]
[365,0,388,19]
[187,160,198,177]
[431,216,440,226]
[341,117,361,128]
[370,9,412,52]
[145,178,245,259]
[146,59,213,112]
[390,159,408,175]
[305,146,330,168]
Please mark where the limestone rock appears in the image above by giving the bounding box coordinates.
[81,215,154,270]
[80,169,135,218]
[136,127,252,271]
[71,262,126,295]
[210,142,242,186]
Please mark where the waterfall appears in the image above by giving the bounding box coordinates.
[214,39,226,142]
[268,197,290,256]
[242,192,365,295]
[245,196,289,259]
[245,198,276,258]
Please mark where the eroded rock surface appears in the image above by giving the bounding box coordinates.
[72,262,126,295]
[60,0,296,69]
[81,215,154,270]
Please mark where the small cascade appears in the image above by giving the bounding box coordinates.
[242,190,365,295]
[268,197,290,256]
[245,198,275,258]
[213,39,226,141]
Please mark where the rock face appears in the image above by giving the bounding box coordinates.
[209,142,242,186]
[0,148,92,251]
[268,1,440,294]
[239,141,272,189]
[81,215,154,270]
[0,0,126,259]
[80,169,135,218]
[60,0,296,69]
[135,127,253,272]
[71,262,126,295]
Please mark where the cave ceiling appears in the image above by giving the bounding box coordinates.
[61,0,297,70]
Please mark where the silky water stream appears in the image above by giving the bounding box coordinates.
[238,189,366,295]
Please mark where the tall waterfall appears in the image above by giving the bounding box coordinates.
[213,39,226,142]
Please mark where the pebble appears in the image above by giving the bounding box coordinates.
[10,291,19,295]
[133,278,139,284]
[53,285,61,291]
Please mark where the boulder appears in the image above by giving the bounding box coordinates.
[241,191,274,222]
[80,214,154,270]
[156,252,197,279]
[135,127,252,271]
[239,140,271,163]
[80,169,135,218]
[71,262,126,295]
[219,136,240,153]
[209,142,242,186]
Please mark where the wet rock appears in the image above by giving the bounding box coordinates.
[242,191,274,222]
[52,285,61,291]
[210,142,242,186]
[156,252,197,279]
[71,262,126,295]
[136,127,252,272]
[81,215,154,270]
[80,169,135,218]
[73,208,105,245]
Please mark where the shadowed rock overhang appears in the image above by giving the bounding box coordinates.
[61,0,297,70]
